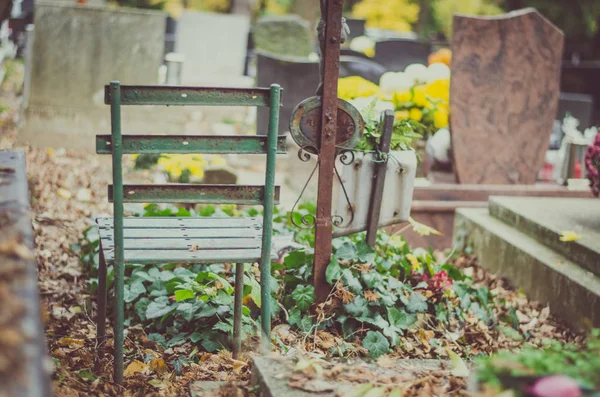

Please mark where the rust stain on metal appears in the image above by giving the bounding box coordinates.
[313,0,344,303]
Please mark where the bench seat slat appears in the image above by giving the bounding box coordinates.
[97,216,273,264]
[100,237,261,250]
[108,184,280,205]
[96,135,287,155]
[105,85,273,107]
[97,217,261,229]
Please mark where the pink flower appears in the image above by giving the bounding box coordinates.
[585,133,600,197]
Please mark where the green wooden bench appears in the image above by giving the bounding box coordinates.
[95,81,284,384]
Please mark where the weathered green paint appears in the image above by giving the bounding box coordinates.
[97,80,285,383]
[104,85,274,107]
[96,134,287,155]
[108,184,281,205]
[110,81,125,385]
[95,249,107,373]
[232,263,244,359]
[260,84,281,353]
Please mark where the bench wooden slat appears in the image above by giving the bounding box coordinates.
[103,248,264,264]
[97,217,261,229]
[108,184,280,205]
[105,85,273,107]
[100,237,261,250]
[96,135,288,155]
[102,228,261,239]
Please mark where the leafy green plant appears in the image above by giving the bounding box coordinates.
[476,329,600,395]
[354,98,425,153]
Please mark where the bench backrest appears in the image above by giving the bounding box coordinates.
[96,81,283,260]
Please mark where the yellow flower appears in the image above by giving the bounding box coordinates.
[394,90,411,104]
[395,110,410,120]
[559,231,582,242]
[364,47,375,58]
[412,85,428,107]
[338,76,380,100]
[433,108,449,129]
[425,79,450,102]
[406,254,420,272]
[409,108,423,121]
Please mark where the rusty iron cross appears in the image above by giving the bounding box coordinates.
[313,0,347,303]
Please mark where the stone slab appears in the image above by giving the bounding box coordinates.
[0,151,52,397]
[253,15,314,58]
[454,207,600,329]
[251,355,447,397]
[488,196,600,276]
[373,39,431,72]
[175,11,250,86]
[450,9,564,184]
[189,381,243,397]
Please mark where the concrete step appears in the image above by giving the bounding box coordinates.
[454,208,600,330]
[489,196,600,276]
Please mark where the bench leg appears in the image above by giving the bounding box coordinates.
[232,263,244,360]
[113,256,125,384]
[95,246,108,372]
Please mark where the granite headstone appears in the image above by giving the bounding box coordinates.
[450,8,564,184]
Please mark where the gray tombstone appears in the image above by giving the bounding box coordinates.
[19,2,168,150]
[256,51,320,135]
[255,51,387,135]
[345,18,366,42]
[175,10,250,85]
[253,15,314,58]
[374,39,431,72]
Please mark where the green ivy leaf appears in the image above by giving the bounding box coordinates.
[284,250,311,269]
[435,302,448,323]
[291,285,315,311]
[175,302,197,322]
[299,316,314,332]
[214,321,233,334]
[342,269,362,294]
[146,296,174,320]
[336,242,358,260]
[201,339,221,353]
[190,332,203,343]
[167,333,187,347]
[407,292,428,313]
[361,271,383,289]
[326,256,343,284]
[362,331,390,358]
[356,241,376,264]
[148,333,167,347]
[134,297,150,321]
[174,289,195,302]
[288,308,302,326]
[246,274,262,308]
[77,368,97,382]
[387,307,416,330]
[343,296,370,317]
[125,279,146,303]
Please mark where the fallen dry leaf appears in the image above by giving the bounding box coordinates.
[148,358,168,374]
[58,337,85,348]
[124,360,149,377]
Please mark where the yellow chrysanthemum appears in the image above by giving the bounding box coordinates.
[433,108,449,129]
[406,253,420,272]
[409,108,423,121]
[412,85,428,107]
[394,90,412,105]
[395,110,410,120]
[425,79,450,102]
[338,76,380,101]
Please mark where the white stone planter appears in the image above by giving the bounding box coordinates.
[332,150,417,236]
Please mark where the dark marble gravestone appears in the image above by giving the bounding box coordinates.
[450,8,564,184]
[373,38,431,72]
[345,18,366,42]
[256,52,386,135]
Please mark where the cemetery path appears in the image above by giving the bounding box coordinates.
[0,64,586,396]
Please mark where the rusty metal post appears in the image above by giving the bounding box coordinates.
[366,109,394,246]
[313,0,344,303]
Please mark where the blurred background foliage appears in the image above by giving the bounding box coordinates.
[116,0,600,60]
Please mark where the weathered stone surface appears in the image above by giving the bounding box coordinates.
[252,355,448,397]
[454,206,600,329]
[202,166,238,185]
[253,15,314,58]
[488,196,600,276]
[450,9,564,184]
[175,11,250,85]
[20,2,168,149]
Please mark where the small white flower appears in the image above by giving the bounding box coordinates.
[379,72,413,96]
[426,63,451,83]
[350,36,375,53]
[404,63,429,85]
